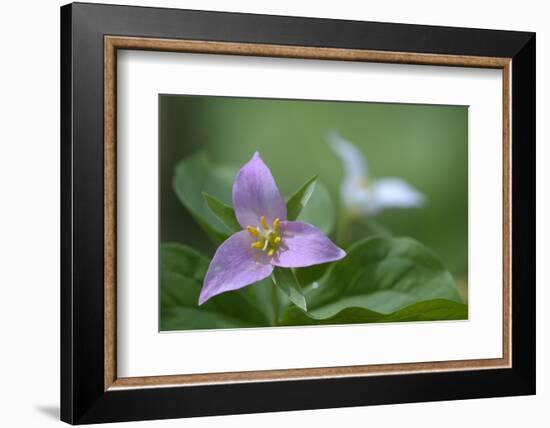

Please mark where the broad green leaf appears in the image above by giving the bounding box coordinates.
[271,267,307,312]
[285,175,317,221]
[380,299,467,322]
[283,236,463,323]
[297,181,335,234]
[203,192,241,233]
[281,299,467,326]
[294,263,331,287]
[173,152,236,244]
[160,243,274,330]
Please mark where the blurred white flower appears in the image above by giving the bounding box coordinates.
[326,130,425,216]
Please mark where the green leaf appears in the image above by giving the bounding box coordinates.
[160,243,274,330]
[294,263,331,287]
[380,299,467,322]
[286,175,317,221]
[297,181,335,234]
[173,152,237,244]
[271,267,307,311]
[281,299,467,326]
[282,236,464,324]
[203,192,241,233]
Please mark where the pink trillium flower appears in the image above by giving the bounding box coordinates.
[199,152,346,305]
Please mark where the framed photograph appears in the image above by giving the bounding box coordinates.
[60,2,535,424]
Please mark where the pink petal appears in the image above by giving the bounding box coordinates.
[272,221,346,268]
[199,231,273,304]
[232,152,286,229]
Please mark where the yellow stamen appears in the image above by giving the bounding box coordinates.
[260,215,268,229]
[249,214,283,257]
[246,226,259,237]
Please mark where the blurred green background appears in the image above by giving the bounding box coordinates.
[159,95,468,285]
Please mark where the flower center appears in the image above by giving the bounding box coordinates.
[247,216,282,257]
[357,177,371,189]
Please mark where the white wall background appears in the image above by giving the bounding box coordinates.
[0,0,545,426]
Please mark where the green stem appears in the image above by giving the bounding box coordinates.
[271,281,279,325]
[336,206,353,247]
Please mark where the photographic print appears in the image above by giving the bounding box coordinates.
[61,6,535,422]
[159,95,468,331]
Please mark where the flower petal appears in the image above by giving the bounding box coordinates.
[341,180,372,216]
[326,130,368,181]
[272,221,346,268]
[199,231,273,304]
[368,178,426,214]
[232,152,287,229]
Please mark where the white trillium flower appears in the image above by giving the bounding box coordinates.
[327,130,425,217]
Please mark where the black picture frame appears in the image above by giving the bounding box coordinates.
[61,2,535,424]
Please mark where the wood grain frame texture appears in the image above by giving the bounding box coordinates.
[104,36,512,391]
